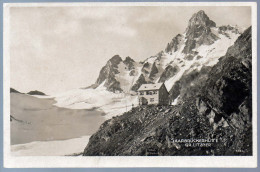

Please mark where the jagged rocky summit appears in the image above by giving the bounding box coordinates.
[83,26,252,156]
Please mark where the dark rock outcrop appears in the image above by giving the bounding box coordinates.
[96,55,122,85]
[129,70,136,76]
[131,74,148,91]
[165,34,183,53]
[218,25,241,35]
[10,88,22,94]
[27,90,46,96]
[123,56,135,70]
[149,62,159,79]
[168,66,211,100]
[159,65,179,83]
[95,55,123,92]
[141,62,150,74]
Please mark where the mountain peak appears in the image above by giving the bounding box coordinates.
[109,55,122,62]
[186,10,216,34]
[188,10,208,22]
[95,54,123,92]
[107,55,123,66]
[183,10,218,54]
[124,56,135,63]
[196,10,206,16]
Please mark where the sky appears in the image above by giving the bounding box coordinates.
[8,5,251,95]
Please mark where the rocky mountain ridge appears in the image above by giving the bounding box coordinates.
[10,88,47,96]
[93,10,243,101]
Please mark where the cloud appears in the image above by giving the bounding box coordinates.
[30,7,135,38]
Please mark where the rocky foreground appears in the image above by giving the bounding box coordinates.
[83,26,252,156]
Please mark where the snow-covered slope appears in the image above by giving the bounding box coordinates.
[54,84,138,119]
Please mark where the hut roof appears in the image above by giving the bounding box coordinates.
[138,83,164,91]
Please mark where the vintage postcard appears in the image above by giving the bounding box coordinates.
[3,2,257,168]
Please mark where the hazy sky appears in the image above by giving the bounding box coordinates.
[8,5,251,95]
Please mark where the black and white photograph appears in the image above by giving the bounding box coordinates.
[3,2,257,168]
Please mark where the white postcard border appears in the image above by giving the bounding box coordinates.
[3,2,258,168]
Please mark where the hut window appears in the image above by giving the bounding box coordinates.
[146,91,153,95]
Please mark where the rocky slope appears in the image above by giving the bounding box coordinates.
[93,10,242,98]
[83,27,252,156]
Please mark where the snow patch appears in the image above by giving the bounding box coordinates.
[54,88,138,119]
[11,136,90,156]
[30,95,54,99]
[115,62,136,93]
[172,95,180,105]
